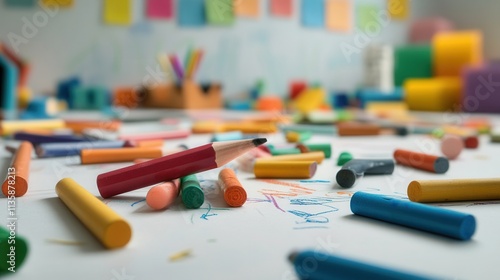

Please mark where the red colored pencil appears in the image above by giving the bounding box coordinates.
[97,138,267,198]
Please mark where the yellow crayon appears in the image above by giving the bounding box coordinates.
[55,178,132,249]
[254,161,317,179]
[0,119,65,136]
[255,151,325,164]
[408,178,500,203]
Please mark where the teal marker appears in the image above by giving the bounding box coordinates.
[180,174,204,209]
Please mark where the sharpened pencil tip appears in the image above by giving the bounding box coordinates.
[252,138,267,146]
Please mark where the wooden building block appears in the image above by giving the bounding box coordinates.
[113,86,142,108]
[0,54,19,120]
[409,17,454,43]
[70,86,110,110]
[0,43,30,87]
[56,77,80,109]
[462,63,500,113]
[394,45,432,87]
[433,30,483,77]
[404,78,461,111]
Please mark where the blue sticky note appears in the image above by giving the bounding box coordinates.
[301,0,325,27]
[178,0,206,27]
[4,0,35,7]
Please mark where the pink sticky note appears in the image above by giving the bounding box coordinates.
[146,0,173,19]
[270,0,292,17]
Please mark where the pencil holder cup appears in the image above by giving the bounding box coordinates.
[142,80,222,109]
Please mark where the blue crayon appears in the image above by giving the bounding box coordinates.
[350,192,476,240]
[36,140,126,158]
[289,250,436,280]
[13,132,88,145]
[0,54,19,120]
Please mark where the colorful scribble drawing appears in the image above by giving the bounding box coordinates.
[247,194,286,212]
[288,197,339,225]
[258,179,315,197]
[199,203,230,221]
[200,203,217,220]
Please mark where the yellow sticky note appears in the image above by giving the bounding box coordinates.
[388,0,409,20]
[41,0,74,7]
[234,0,260,17]
[104,0,132,25]
[326,0,351,32]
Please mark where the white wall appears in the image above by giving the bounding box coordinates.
[0,0,435,98]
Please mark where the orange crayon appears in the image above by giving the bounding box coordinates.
[218,168,247,207]
[81,147,164,164]
[146,179,181,210]
[394,149,449,174]
[128,139,164,148]
[337,122,380,136]
[65,120,121,134]
[119,129,190,142]
[2,142,33,197]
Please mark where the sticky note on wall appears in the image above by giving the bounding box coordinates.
[178,0,206,26]
[387,0,408,20]
[270,0,292,17]
[357,4,379,32]
[326,0,351,32]
[301,0,325,27]
[146,0,173,19]
[41,0,74,8]
[234,0,259,18]
[104,0,132,25]
[4,0,35,7]
[206,0,235,25]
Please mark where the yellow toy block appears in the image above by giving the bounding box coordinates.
[404,78,461,111]
[433,30,483,77]
[292,88,326,113]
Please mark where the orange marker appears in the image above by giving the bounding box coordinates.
[218,168,247,207]
[394,149,449,174]
[2,142,33,197]
[146,179,180,210]
[80,147,164,164]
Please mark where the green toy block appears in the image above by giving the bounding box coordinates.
[394,45,433,87]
